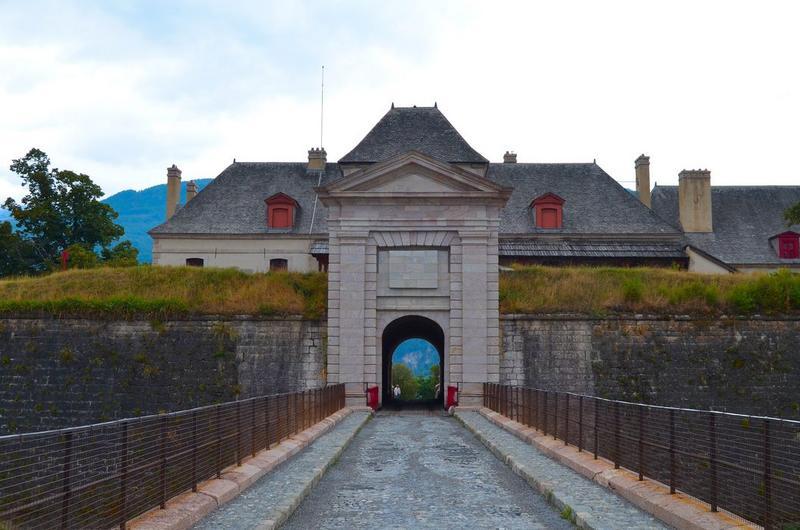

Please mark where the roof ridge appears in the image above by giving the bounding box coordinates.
[488,162,595,166]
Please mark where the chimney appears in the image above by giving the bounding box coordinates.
[166,164,181,220]
[503,151,517,163]
[678,169,713,232]
[186,180,197,203]
[307,148,327,171]
[635,154,651,207]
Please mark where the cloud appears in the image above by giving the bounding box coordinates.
[1,0,798,204]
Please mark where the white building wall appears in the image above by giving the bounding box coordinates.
[151,236,321,272]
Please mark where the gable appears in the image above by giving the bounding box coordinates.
[320,151,511,198]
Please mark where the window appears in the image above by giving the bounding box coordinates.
[777,232,800,259]
[531,192,565,229]
[269,258,288,271]
[186,258,204,267]
[265,193,298,229]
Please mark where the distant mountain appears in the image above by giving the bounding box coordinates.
[0,179,212,263]
[103,179,212,262]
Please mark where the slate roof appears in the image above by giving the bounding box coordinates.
[149,163,338,235]
[487,163,681,236]
[498,240,686,258]
[651,186,800,265]
[339,106,488,164]
[151,160,682,246]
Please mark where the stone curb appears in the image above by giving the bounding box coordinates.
[457,408,756,530]
[128,407,368,530]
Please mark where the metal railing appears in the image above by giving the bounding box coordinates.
[484,383,800,530]
[0,384,345,529]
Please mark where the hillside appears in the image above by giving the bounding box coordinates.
[0,266,798,318]
[1,179,212,263]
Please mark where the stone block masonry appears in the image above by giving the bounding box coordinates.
[0,317,325,434]
[501,314,800,418]
[4,312,800,434]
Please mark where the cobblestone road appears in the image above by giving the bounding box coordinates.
[283,413,574,529]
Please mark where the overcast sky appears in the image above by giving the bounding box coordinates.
[1,0,798,202]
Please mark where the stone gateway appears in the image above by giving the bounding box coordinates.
[317,151,511,405]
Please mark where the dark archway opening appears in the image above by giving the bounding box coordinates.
[382,315,444,409]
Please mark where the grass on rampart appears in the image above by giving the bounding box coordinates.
[0,266,327,319]
[0,265,798,318]
[500,266,800,315]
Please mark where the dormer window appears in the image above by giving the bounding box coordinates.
[531,193,565,229]
[265,193,298,229]
[777,231,800,259]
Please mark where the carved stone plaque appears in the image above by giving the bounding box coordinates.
[388,250,438,289]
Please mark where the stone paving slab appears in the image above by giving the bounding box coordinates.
[456,410,670,530]
[283,413,574,530]
[191,411,371,530]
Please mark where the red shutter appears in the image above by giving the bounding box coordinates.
[270,207,291,228]
[779,235,799,259]
[541,208,558,229]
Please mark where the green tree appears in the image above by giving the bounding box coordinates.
[101,240,139,267]
[391,363,419,400]
[2,148,135,273]
[0,221,36,276]
[785,202,800,226]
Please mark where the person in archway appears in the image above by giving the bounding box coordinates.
[393,384,401,400]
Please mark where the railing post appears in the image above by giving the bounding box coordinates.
[564,394,569,446]
[264,396,270,450]
[292,392,298,434]
[216,404,222,478]
[614,401,620,469]
[669,408,676,494]
[60,431,73,530]
[593,398,599,460]
[709,412,718,512]
[192,411,198,492]
[119,422,129,529]
[160,415,167,509]
[534,389,539,430]
[638,405,644,481]
[251,399,257,457]
[543,391,548,437]
[764,418,772,530]
[553,391,559,440]
[578,395,583,452]
[236,400,242,466]
[522,387,528,426]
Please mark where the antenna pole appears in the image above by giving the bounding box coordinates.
[320,65,324,148]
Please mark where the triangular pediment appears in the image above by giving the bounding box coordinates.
[320,151,510,197]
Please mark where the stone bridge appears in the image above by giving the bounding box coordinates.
[3,384,793,530]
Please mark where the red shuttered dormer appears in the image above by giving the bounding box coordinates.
[777,231,800,259]
[265,193,298,229]
[531,192,565,229]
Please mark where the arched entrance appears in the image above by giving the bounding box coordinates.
[382,315,445,408]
